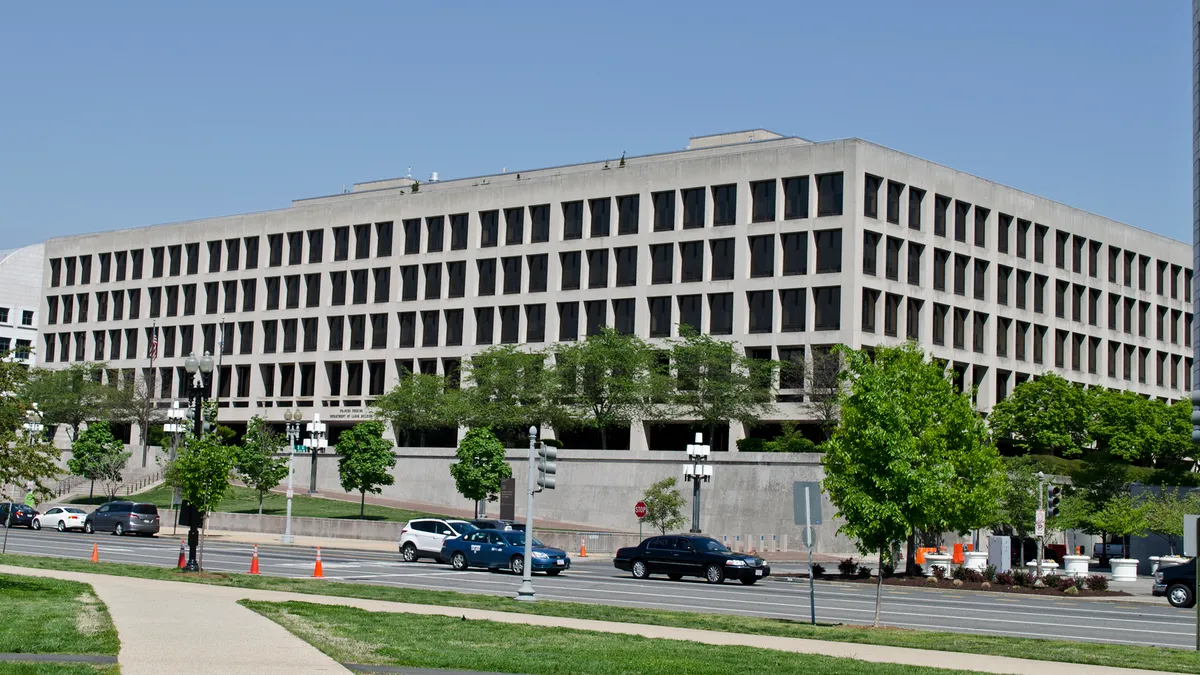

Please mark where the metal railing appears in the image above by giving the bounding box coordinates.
[121,471,162,496]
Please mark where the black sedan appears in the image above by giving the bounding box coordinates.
[0,502,38,528]
[1154,557,1196,608]
[614,534,770,585]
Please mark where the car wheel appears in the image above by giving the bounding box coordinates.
[631,560,649,579]
[31,519,40,531]
[451,552,468,571]
[1168,583,1195,608]
[510,555,524,575]
[56,521,65,532]
[401,543,418,563]
[705,564,725,584]
[546,570,562,576]
[740,577,758,586]
[114,523,124,536]
[667,573,683,581]
[84,521,94,534]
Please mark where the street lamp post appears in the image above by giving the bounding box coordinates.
[683,433,712,533]
[163,401,189,536]
[181,351,214,572]
[281,410,301,545]
[305,414,327,495]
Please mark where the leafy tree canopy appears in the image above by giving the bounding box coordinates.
[987,373,1091,457]
[336,421,397,517]
[165,431,236,516]
[234,416,289,514]
[462,346,558,439]
[371,373,460,447]
[25,363,110,441]
[68,421,131,498]
[641,477,686,534]
[449,427,511,513]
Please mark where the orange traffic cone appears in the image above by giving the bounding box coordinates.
[177,540,186,569]
[249,545,260,575]
[312,547,324,578]
[90,543,99,563]
[579,537,587,558]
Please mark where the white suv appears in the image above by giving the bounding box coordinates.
[399,519,477,562]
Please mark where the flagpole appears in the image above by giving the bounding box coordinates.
[144,322,157,468]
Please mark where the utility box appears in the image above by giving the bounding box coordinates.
[988,535,1011,573]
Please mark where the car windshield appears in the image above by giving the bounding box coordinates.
[502,533,544,548]
[449,522,478,535]
[694,538,730,553]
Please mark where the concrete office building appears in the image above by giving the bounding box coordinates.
[39,130,1195,451]
[0,243,44,366]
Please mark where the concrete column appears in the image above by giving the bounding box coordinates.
[728,421,746,452]
[628,420,649,453]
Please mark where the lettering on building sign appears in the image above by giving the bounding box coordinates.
[327,408,366,420]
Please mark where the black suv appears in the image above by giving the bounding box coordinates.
[0,503,38,528]
[615,534,771,585]
[1154,557,1196,608]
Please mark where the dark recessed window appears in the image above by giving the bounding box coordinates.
[585,300,607,336]
[780,289,805,332]
[712,184,736,226]
[678,295,702,334]
[426,216,445,253]
[708,293,733,335]
[682,188,705,228]
[589,198,611,237]
[527,254,548,293]
[934,195,950,237]
[783,176,809,220]
[615,247,637,287]
[680,241,704,282]
[974,207,989,248]
[652,191,675,232]
[862,231,880,276]
[587,249,609,289]
[450,214,469,250]
[504,208,524,246]
[782,232,807,276]
[649,297,672,337]
[613,298,635,335]
[617,195,639,235]
[558,302,579,341]
[749,235,774,278]
[886,180,904,225]
[651,244,673,284]
[751,180,775,223]
[560,251,581,291]
[747,291,772,334]
[480,211,499,248]
[404,219,422,255]
[863,174,882,219]
[954,201,970,243]
[710,239,734,281]
[813,286,841,330]
[477,259,496,296]
[562,201,583,240]
[530,205,550,243]
[816,173,843,217]
[377,221,394,257]
[815,229,842,273]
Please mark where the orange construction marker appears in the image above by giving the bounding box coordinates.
[312,547,324,578]
[250,544,260,575]
[579,536,587,558]
[90,543,99,563]
[177,540,186,569]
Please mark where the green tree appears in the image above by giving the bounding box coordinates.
[104,373,164,468]
[234,416,289,514]
[0,360,60,510]
[462,346,558,443]
[1089,493,1149,559]
[336,421,397,518]
[822,343,1003,626]
[1144,489,1200,555]
[449,427,511,518]
[67,421,131,500]
[164,431,235,570]
[26,363,110,441]
[371,373,460,447]
[994,456,1041,540]
[668,326,776,451]
[987,372,1092,457]
[1089,388,1160,462]
[641,477,686,534]
[553,328,667,450]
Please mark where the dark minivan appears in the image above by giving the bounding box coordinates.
[84,501,160,536]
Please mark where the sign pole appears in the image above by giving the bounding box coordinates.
[634,501,648,540]
[805,485,816,626]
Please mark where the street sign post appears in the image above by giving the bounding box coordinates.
[635,501,647,539]
[1035,509,1046,538]
[793,481,821,625]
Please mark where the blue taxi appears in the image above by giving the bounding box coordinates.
[441,529,570,575]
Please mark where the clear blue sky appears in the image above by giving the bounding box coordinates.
[0,2,1190,248]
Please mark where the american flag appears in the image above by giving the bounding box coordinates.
[149,325,158,361]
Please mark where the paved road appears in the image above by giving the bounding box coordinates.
[1,526,1194,649]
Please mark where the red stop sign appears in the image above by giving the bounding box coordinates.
[634,501,648,519]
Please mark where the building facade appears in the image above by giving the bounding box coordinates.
[0,243,44,365]
[39,130,1194,449]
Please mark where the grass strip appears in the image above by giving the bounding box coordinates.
[0,573,119,657]
[0,553,1193,673]
[0,666,119,675]
[70,484,446,523]
[243,599,982,675]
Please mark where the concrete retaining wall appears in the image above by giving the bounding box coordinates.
[293,448,855,556]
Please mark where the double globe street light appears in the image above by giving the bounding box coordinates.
[683,433,713,533]
[180,351,214,572]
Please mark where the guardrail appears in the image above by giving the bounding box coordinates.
[121,472,161,496]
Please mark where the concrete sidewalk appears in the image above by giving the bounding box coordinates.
[0,564,1178,675]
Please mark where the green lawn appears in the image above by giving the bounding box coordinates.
[71,484,447,523]
[0,573,120,674]
[1,553,1196,673]
[243,600,980,675]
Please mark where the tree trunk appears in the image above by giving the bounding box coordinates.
[258,492,263,515]
[708,423,717,450]
[89,481,95,500]
[905,531,916,576]
[874,548,884,627]
[419,430,426,448]
[599,425,608,451]
[360,491,366,519]
[199,512,208,572]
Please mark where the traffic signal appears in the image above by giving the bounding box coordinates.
[1047,486,1062,518]
[537,443,557,490]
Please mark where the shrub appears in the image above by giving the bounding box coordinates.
[994,571,1015,586]
[811,563,826,577]
[541,438,564,449]
[1085,574,1110,592]
[1012,570,1033,586]
[910,563,924,577]
[881,562,896,578]
[1064,585,1079,595]
[856,564,872,578]
[735,437,766,453]
[763,426,816,453]
[1043,573,1061,589]
[932,565,947,580]
[983,564,997,582]
[838,558,857,577]
[951,565,968,581]
[1055,576,1076,592]
[964,569,984,583]
[925,575,939,585]
[1073,576,1086,590]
